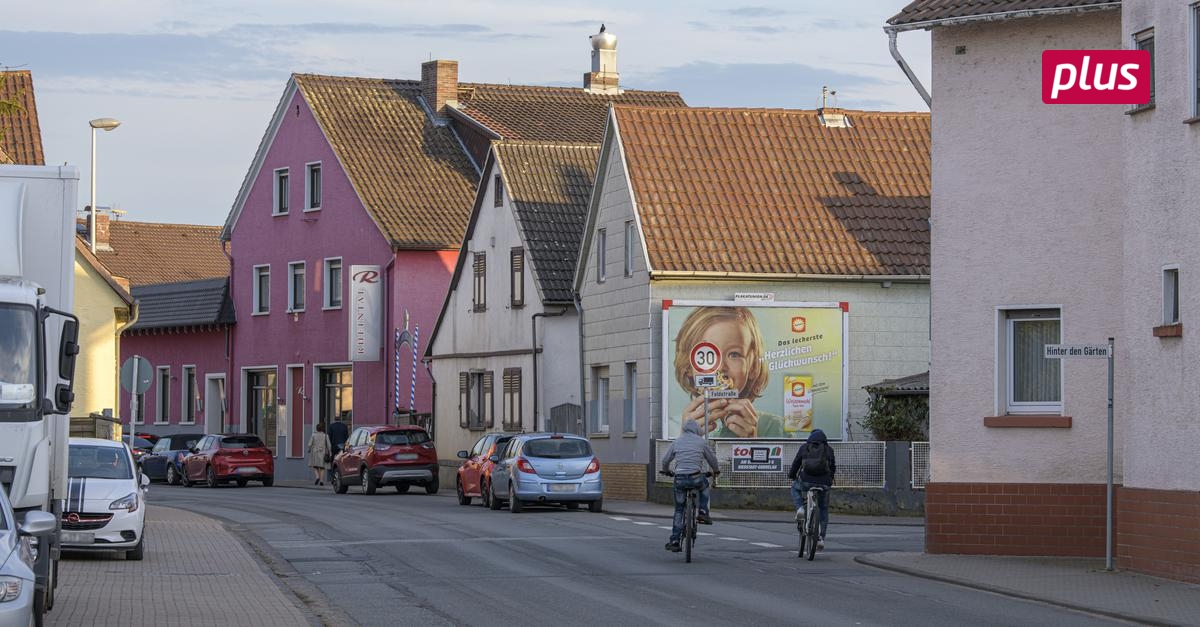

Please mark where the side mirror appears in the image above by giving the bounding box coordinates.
[456,450,468,459]
[19,511,57,537]
[188,447,198,455]
[488,455,500,463]
[54,316,80,413]
[140,474,150,488]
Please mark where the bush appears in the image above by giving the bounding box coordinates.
[860,393,928,441]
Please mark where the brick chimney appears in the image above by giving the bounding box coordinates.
[584,24,621,94]
[78,210,112,251]
[421,60,459,121]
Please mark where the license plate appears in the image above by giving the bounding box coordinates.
[236,467,258,474]
[61,531,93,545]
[393,453,418,461]
[549,484,577,493]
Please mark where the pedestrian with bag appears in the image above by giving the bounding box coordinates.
[308,422,332,486]
[326,415,350,482]
[787,428,836,550]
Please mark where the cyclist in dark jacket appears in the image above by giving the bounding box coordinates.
[787,429,836,549]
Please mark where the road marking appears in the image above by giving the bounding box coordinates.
[633,521,655,526]
[750,542,782,548]
[719,537,745,542]
[697,532,714,537]
[657,526,672,530]
[270,535,639,549]
[609,516,630,521]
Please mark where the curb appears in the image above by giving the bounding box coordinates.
[854,554,1175,627]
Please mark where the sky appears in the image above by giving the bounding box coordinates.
[4,1,931,227]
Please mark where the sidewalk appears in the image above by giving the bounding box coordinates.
[48,506,314,626]
[858,552,1200,627]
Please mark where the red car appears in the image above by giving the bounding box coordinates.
[455,432,519,508]
[331,426,439,495]
[180,434,274,488]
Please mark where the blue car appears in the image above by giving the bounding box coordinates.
[487,433,603,513]
[139,433,206,485]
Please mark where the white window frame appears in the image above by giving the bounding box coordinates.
[592,365,610,433]
[623,361,637,434]
[1163,265,1180,325]
[181,365,197,425]
[288,261,306,313]
[999,307,1063,416]
[155,366,171,425]
[323,257,343,310]
[253,264,270,315]
[597,228,607,283]
[272,168,289,216]
[1132,28,1155,108]
[1193,4,1200,118]
[623,220,635,277]
[304,161,321,212]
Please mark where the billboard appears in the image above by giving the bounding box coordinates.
[661,301,847,440]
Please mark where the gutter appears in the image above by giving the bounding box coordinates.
[887,29,932,108]
[114,300,140,423]
[649,270,930,282]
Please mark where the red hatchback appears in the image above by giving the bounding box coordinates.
[455,432,519,507]
[181,434,274,488]
[332,426,439,495]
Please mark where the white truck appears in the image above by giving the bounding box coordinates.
[0,165,82,624]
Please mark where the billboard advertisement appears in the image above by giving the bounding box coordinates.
[661,301,847,440]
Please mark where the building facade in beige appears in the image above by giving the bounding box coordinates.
[72,238,136,435]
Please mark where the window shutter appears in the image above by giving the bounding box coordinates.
[484,371,495,427]
[458,372,469,428]
[513,368,522,430]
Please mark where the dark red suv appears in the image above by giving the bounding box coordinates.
[332,426,439,495]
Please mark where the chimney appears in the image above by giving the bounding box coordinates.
[584,24,622,94]
[421,60,459,121]
[78,209,113,251]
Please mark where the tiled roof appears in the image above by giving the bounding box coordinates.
[614,106,930,277]
[294,74,480,250]
[96,221,228,286]
[864,371,930,395]
[0,71,44,166]
[496,142,601,303]
[455,84,686,144]
[888,0,1118,26]
[129,277,235,331]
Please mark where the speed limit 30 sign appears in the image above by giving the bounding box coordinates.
[690,342,721,374]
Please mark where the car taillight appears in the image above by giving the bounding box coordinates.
[585,458,600,474]
[516,458,536,474]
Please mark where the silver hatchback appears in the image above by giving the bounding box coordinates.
[0,486,56,627]
[488,434,603,513]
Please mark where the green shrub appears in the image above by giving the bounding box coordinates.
[860,393,928,441]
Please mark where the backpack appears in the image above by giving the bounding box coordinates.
[801,443,830,477]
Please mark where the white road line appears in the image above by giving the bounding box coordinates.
[633,521,655,526]
[657,526,672,530]
[271,535,639,549]
[697,532,714,536]
[719,537,745,542]
[609,516,630,521]
[751,542,782,548]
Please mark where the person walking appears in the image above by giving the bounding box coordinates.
[307,422,332,486]
[326,415,349,482]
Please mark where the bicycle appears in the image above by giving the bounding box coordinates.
[664,470,715,563]
[797,485,827,561]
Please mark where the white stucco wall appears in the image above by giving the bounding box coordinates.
[929,12,1124,484]
[1120,1,1200,492]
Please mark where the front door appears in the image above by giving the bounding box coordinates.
[289,367,304,458]
[204,376,226,434]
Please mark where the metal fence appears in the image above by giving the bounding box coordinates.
[910,441,930,489]
[654,440,886,489]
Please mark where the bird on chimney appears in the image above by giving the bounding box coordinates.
[600,24,606,33]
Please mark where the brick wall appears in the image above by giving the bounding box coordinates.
[926,483,1111,557]
[603,463,646,501]
[1117,487,1200,584]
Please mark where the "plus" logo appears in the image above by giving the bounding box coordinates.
[1042,50,1151,105]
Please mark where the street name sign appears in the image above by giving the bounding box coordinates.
[1044,344,1112,359]
[704,389,739,399]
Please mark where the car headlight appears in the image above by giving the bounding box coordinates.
[109,492,139,513]
[0,576,22,603]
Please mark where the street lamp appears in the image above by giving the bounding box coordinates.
[88,117,121,254]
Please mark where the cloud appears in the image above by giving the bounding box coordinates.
[226,22,491,36]
[717,6,793,18]
[634,61,888,110]
[546,20,606,29]
[732,25,790,35]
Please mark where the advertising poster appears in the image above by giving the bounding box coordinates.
[662,301,846,440]
[348,265,382,361]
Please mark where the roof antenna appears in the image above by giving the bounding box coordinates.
[820,86,838,109]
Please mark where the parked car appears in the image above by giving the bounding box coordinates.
[0,481,56,626]
[61,437,149,560]
[120,435,155,468]
[332,426,438,495]
[181,434,274,488]
[487,433,603,513]
[140,433,205,485]
[133,432,161,446]
[455,431,520,507]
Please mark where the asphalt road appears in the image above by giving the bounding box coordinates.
[151,484,1127,627]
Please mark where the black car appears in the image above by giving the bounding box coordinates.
[139,433,206,484]
[121,435,155,468]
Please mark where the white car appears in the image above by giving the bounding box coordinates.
[61,438,148,560]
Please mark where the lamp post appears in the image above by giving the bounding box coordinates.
[88,117,121,253]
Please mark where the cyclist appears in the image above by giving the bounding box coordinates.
[661,420,721,552]
[787,428,836,551]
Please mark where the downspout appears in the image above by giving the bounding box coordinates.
[575,294,587,437]
[886,28,932,108]
[221,239,235,431]
[531,308,569,431]
[423,358,436,440]
[383,253,396,424]
[114,300,139,430]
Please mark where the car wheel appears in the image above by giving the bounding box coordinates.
[180,468,191,488]
[565,502,580,510]
[508,483,523,513]
[486,480,501,511]
[126,539,145,561]
[456,478,471,506]
[361,467,377,495]
[333,469,348,494]
[395,484,410,494]
[588,498,603,513]
[206,466,219,488]
[166,464,179,486]
[261,476,274,487]
[236,479,248,488]
[425,481,439,495]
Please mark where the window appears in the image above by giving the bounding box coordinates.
[623,361,637,433]
[1194,6,1200,117]
[273,168,289,215]
[510,248,524,308]
[591,365,610,433]
[597,228,607,283]
[460,371,493,429]
[503,368,522,430]
[1134,29,1155,107]
[1164,266,1180,325]
[624,220,635,277]
[473,252,487,312]
[324,258,342,309]
[493,174,504,208]
[247,370,277,448]
[253,265,270,314]
[319,367,353,430]
[305,162,321,211]
[288,261,306,312]
[181,366,197,424]
[1003,309,1061,415]
[155,366,170,424]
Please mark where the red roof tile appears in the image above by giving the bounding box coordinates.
[0,71,44,166]
[888,0,1118,26]
[95,221,228,286]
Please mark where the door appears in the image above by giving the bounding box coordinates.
[288,367,304,458]
[186,436,211,481]
[341,429,365,479]
[204,376,226,435]
[489,438,520,496]
[247,370,278,453]
[462,435,488,495]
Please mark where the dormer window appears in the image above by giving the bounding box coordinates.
[494,174,504,208]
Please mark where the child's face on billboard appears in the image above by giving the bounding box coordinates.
[701,319,749,391]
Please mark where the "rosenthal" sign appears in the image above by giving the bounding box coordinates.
[349,265,382,361]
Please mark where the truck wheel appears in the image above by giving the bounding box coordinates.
[33,589,45,627]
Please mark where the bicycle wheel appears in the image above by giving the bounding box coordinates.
[684,492,696,563]
[805,493,819,561]
[797,519,806,559]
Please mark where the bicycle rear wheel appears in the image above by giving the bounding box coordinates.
[805,493,819,561]
[797,520,806,559]
[684,492,696,563]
